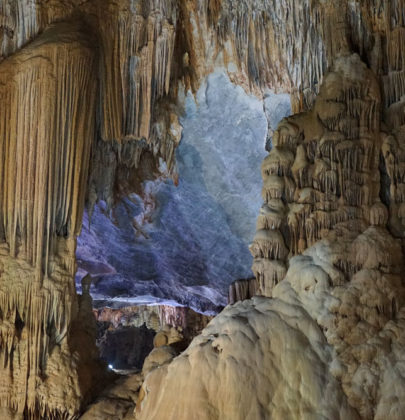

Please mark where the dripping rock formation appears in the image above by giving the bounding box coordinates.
[136,54,405,420]
[0,0,405,419]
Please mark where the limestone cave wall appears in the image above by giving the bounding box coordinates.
[0,0,405,419]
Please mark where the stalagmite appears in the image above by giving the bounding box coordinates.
[3,0,405,419]
[137,50,405,419]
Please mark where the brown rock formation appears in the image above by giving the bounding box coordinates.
[93,304,211,370]
[250,54,383,296]
[94,304,211,340]
[136,52,405,420]
[0,22,103,419]
[1,0,405,419]
[227,278,258,304]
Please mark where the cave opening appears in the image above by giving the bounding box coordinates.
[2,1,405,419]
[76,71,291,371]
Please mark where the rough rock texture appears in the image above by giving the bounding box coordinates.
[137,226,405,419]
[81,374,144,420]
[251,54,383,296]
[76,72,271,312]
[276,228,405,419]
[136,51,405,420]
[136,295,360,420]
[97,325,155,371]
[227,278,258,304]
[0,22,104,419]
[94,304,211,369]
[81,324,186,420]
[2,0,405,418]
[94,304,212,339]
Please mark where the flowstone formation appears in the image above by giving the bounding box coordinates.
[0,23,105,419]
[136,55,405,420]
[2,0,405,419]
[251,54,383,296]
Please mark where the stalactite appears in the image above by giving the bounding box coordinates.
[272,120,301,150]
[0,253,81,418]
[228,278,258,304]
[368,202,389,226]
[261,175,285,202]
[251,259,286,297]
[261,148,294,178]
[97,5,177,143]
[3,1,405,418]
[292,144,311,189]
[256,201,285,231]
[249,229,288,261]
[0,22,96,276]
[252,54,386,296]
[0,22,100,419]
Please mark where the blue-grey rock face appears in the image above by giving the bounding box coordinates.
[76,72,290,313]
